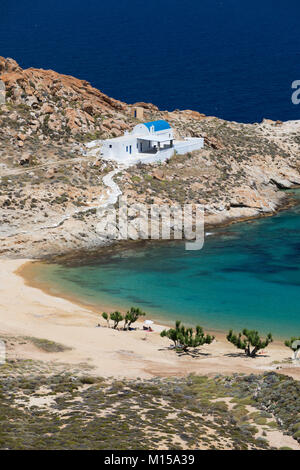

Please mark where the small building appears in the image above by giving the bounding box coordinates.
[131,106,144,120]
[91,120,204,163]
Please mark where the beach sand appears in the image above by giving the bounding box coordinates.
[0,259,299,380]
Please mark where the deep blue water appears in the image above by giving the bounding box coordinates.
[30,193,300,338]
[1,0,300,122]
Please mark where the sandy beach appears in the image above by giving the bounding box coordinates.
[0,258,298,380]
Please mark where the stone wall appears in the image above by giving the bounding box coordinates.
[174,137,204,155]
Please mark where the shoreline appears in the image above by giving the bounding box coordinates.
[16,260,120,321]
[0,190,298,380]
[24,188,298,265]
[17,259,229,338]
[17,258,295,342]
[0,258,295,381]
[15,190,300,342]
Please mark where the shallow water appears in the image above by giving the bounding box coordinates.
[29,193,300,338]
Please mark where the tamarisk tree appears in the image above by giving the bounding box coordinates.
[284,337,300,360]
[110,311,124,329]
[102,312,110,328]
[124,307,146,330]
[227,329,273,357]
[160,320,214,352]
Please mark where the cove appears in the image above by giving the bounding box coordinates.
[28,193,300,338]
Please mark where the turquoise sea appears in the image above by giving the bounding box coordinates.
[29,192,300,339]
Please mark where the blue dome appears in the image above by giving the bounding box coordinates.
[143,120,171,132]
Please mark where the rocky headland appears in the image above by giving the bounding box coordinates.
[0,56,299,259]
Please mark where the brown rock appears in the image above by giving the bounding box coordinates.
[182,110,206,120]
[40,103,54,114]
[19,153,31,165]
[65,108,81,131]
[82,101,94,115]
[262,118,275,125]
[47,116,61,131]
[0,57,21,73]
[133,102,159,111]
[118,121,130,131]
[102,119,112,130]
[205,136,223,150]
[0,56,128,118]
[82,111,95,123]
[25,95,39,107]
[152,169,165,181]
[45,168,55,179]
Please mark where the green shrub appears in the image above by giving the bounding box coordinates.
[161,321,214,352]
[227,329,273,357]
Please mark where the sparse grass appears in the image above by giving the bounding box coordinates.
[0,356,298,451]
[24,336,72,353]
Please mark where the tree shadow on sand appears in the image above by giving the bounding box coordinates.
[224,352,270,358]
[158,346,211,358]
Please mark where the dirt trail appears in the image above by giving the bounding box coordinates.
[0,155,96,178]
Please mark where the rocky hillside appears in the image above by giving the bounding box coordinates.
[0,56,130,141]
[116,118,300,228]
[0,57,299,258]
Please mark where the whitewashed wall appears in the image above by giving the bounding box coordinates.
[133,147,175,164]
[174,138,204,155]
[84,137,204,164]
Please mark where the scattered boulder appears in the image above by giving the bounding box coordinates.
[40,103,54,114]
[82,101,94,115]
[19,153,31,165]
[205,136,223,149]
[152,169,165,181]
[182,110,206,120]
[133,102,159,111]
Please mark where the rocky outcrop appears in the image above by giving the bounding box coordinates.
[0,56,133,142]
[118,117,300,234]
[0,57,299,259]
[132,102,159,111]
[0,57,126,112]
